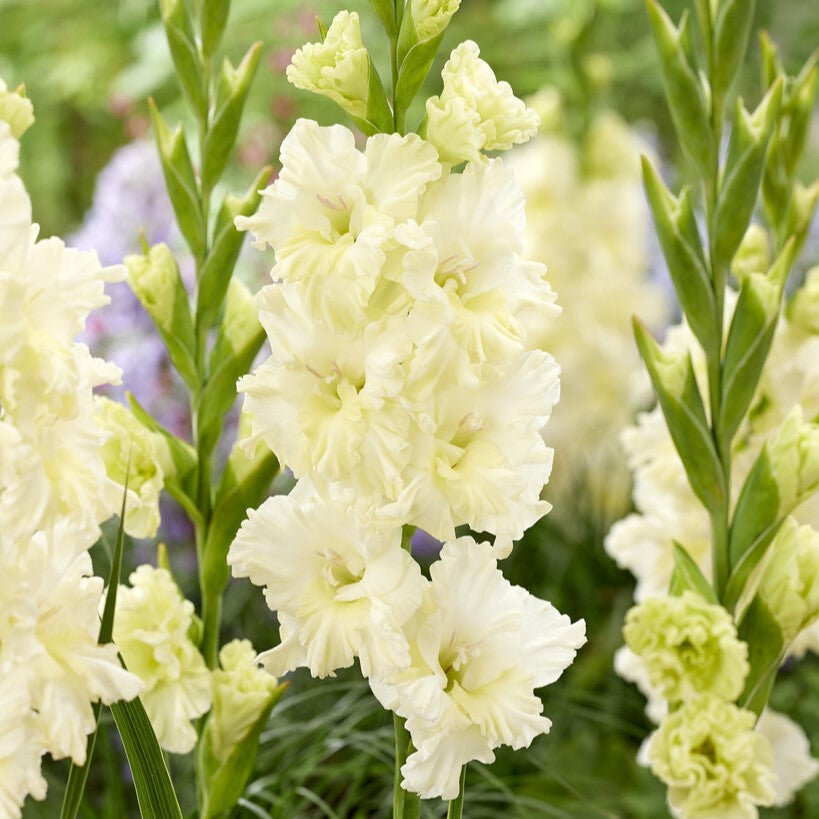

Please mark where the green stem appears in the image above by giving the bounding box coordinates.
[446,767,466,819]
[393,715,420,818]
[390,1,404,133]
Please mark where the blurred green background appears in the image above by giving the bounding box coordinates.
[4,0,818,817]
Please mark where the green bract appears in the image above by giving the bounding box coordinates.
[623,591,748,702]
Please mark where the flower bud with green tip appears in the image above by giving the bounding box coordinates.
[727,407,819,610]
[407,0,461,43]
[787,266,819,334]
[718,239,793,445]
[0,79,34,138]
[766,406,819,515]
[730,224,770,282]
[195,642,285,818]
[125,242,198,390]
[96,396,173,539]
[758,518,819,646]
[644,694,775,819]
[424,40,539,165]
[782,180,819,256]
[208,639,285,763]
[624,591,749,703]
[633,318,726,515]
[287,11,393,134]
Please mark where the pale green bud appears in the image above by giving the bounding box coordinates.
[425,40,539,164]
[645,695,775,819]
[209,639,283,763]
[410,0,461,41]
[125,242,197,389]
[0,79,34,138]
[767,406,819,515]
[731,224,771,281]
[759,518,819,645]
[126,243,188,337]
[96,396,172,539]
[525,87,562,134]
[787,267,819,334]
[584,112,642,180]
[287,11,390,130]
[624,591,749,703]
[221,279,260,353]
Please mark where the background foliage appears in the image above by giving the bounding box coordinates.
[2,0,817,816]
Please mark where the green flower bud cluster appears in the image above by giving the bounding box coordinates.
[624,591,749,704]
[644,695,775,819]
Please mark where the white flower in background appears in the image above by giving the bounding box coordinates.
[508,111,669,518]
[228,482,424,679]
[622,647,819,806]
[425,41,539,165]
[756,709,819,806]
[96,396,171,539]
[113,565,211,754]
[370,538,585,800]
[606,281,819,607]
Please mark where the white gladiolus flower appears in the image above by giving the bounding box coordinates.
[0,676,46,819]
[113,566,212,754]
[237,121,561,552]
[380,350,559,555]
[228,483,424,679]
[370,538,585,800]
[757,709,819,805]
[425,41,540,165]
[0,523,142,809]
[236,119,440,331]
[0,79,142,814]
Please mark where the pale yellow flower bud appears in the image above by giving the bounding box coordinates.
[425,41,539,165]
[767,406,819,515]
[731,224,771,281]
[96,396,172,539]
[787,266,819,334]
[209,639,283,763]
[286,12,371,121]
[0,79,35,139]
[410,0,461,41]
[759,518,819,645]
